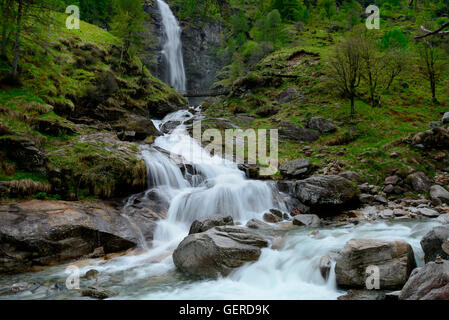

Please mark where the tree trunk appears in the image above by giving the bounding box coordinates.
[12,0,23,81]
[350,95,355,118]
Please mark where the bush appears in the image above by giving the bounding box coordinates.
[380,29,408,50]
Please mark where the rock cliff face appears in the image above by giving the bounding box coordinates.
[142,0,224,92]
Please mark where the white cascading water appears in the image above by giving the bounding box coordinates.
[0,110,439,300]
[157,0,187,92]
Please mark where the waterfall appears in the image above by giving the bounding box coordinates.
[157,0,187,92]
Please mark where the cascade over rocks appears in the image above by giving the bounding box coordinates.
[173,226,269,278]
[335,239,416,290]
[399,260,449,300]
[293,175,360,215]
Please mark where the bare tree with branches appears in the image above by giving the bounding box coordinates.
[329,35,363,118]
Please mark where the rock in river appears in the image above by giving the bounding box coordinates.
[293,175,360,215]
[173,226,268,278]
[335,239,416,290]
[189,215,234,235]
[0,200,165,273]
[420,225,449,263]
[399,260,449,300]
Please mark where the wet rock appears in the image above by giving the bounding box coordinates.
[379,209,394,219]
[81,286,118,299]
[269,209,283,218]
[0,200,165,273]
[84,269,100,280]
[337,289,386,300]
[418,207,440,217]
[10,281,41,293]
[263,212,282,223]
[160,120,181,134]
[292,214,321,227]
[237,163,260,179]
[407,172,433,193]
[335,239,416,290]
[385,291,401,301]
[246,219,270,230]
[189,215,234,235]
[420,226,449,263]
[173,226,269,278]
[278,121,320,143]
[279,158,314,179]
[399,260,449,300]
[319,256,332,281]
[304,117,336,133]
[293,175,360,215]
[436,214,449,224]
[430,185,449,206]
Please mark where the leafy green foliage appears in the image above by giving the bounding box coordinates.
[380,29,408,50]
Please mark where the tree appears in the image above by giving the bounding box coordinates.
[110,0,145,68]
[318,0,336,19]
[329,35,363,118]
[417,39,444,104]
[383,48,408,90]
[0,0,15,59]
[251,9,284,47]
[359,35,384,108]
[271,0,309,22]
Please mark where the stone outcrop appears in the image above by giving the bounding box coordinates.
[399,260,449,300]
[292,214,321,227]
[420,226,449,263]
[279,158,314,179]
[293,175,360,215]
[430,185,449,206]
[304,117,336,133]
[335,239,416,290]
[278,121,320,143]
[173,226,268,278]
[189,215,234,235]
[0,199,166,274]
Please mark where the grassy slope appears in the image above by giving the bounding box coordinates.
[0,12,178,199]
[205,4,449,186]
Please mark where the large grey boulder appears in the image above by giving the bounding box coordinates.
[189,215,234,235]
[443,112,449,124]
[304,117,336,133]
[173,226,269,278]
[278,121,320,143]
[406,172,433,193]
[293,175,360,215]
[278,87,302,104]
[335,239,416,290]
[0,200,164,273]
[279,158,313,179]
[420,225,449,263]
[246,219,270,230]
[399,260,449,300]
[292,214,321,227]
[430,185,449,206]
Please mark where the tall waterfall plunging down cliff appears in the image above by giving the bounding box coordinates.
[157,0,187,92]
